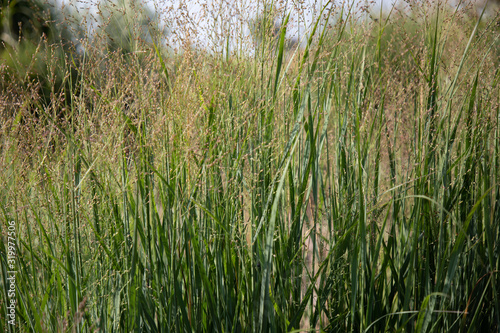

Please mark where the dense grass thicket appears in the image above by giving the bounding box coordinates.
[1,0,499,331]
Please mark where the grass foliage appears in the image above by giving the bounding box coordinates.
[1,0,499,331]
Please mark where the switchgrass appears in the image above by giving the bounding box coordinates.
[1,0,499,332]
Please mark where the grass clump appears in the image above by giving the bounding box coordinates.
[1,0,499,331]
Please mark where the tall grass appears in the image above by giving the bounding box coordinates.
[1,0,499,332]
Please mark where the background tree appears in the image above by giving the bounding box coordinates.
[93,0,168,56]
[1,0,84,123]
